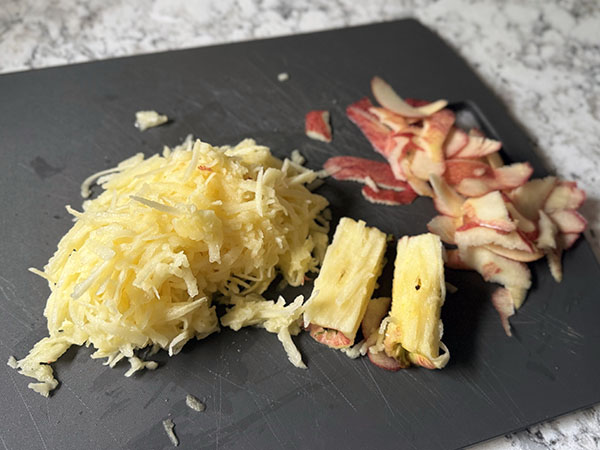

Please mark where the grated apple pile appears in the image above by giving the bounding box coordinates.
[12,138,329,396]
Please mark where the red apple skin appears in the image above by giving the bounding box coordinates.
[369,107,409,132]
[305,110,332,142]
[362,185,418,206]
[307,324,352,349]
[454,136,502,159]
[324,156,409,191]
[346,98,392,155]
[413,109,455,163]
[368,349,403,371]
[443,127,468,158]
[461,191,517,233]
[445,160,533,197]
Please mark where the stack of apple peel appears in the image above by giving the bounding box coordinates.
[324,77,587,336]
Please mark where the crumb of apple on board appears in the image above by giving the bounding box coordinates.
[323,76,587,336]
[135,110,169,131]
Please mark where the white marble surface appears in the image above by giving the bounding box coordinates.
[1,0,599,448]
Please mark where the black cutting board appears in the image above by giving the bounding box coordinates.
[1,19,599,450]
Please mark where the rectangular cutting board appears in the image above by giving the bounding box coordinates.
[1,19,599,450]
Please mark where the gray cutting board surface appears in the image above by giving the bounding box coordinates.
[1,19,599,450]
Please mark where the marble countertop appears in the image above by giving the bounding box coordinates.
[1,0,599,448]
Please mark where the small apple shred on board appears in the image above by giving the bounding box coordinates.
[11,138,330,396]
[324,76,587,336]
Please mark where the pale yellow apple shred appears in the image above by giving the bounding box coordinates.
[12,138,329,396]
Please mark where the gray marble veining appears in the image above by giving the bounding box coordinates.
[1,1,599,449]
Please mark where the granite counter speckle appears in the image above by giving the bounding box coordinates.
[1,1,599,448]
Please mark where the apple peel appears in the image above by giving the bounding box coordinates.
[491,288,515,337]
[305,110,333,143]
[371,76,447,118]
[324,156,409,190]
[362,185,418,206]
